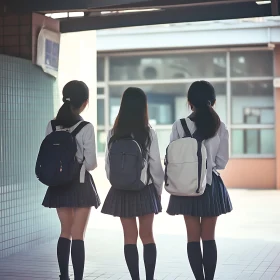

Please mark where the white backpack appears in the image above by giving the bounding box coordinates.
[164,118,207,196]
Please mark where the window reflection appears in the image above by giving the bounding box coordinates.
[97,99,105,126]
[231,81,274,124]
[109,83,226,126]
[97,57,105,81]
[230,51,273,77]
[231,129,275,155]
[109,53,226,81]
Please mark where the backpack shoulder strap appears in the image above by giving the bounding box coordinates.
[180,118,192,138]
[71,121,90,137]
[51,120,56,132]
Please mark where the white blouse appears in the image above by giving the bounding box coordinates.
[105,128,164,195]
[170,118,229,185]
[45,120,97,182]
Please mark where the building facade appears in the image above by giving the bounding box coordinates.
[96,18,280,189]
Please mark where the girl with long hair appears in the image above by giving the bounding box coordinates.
[102,87,164,280]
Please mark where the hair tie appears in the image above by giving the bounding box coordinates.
[63,97,71,103]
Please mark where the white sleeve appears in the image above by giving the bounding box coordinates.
[215,125,229,170]
[149,130,164,195]
[82,123,98,171]
[45,121,53,136]
[105,132,111,180]
[170,121,180,143]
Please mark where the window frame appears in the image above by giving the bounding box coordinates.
[97,47,275,158]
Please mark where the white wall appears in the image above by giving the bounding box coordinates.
[58,31,97,127]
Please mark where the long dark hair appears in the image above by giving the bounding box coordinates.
[110,87,151,157]
[188,81,221,140]
[56,80,89,127]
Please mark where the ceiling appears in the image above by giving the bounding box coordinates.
[2,0,280,33]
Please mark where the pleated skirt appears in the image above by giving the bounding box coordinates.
[167,173,232,217]
[101,184,162,218]
[42,171,101,209]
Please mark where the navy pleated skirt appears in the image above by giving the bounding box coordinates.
[167,173,232,217]
[101,184,162,218]
[42,171,101,209]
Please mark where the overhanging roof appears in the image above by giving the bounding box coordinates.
[96,19,280,51]
[2,0,280,33]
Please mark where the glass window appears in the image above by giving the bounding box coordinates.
[97,130,106,153]
[231,80,274,124]
[230,51,273,77]
[97,87,104,95]
[231,129,275,155]
[109,52,226,81]
[97,99,105,126]
[109,83,227,125]
[97,57,105,81]
[109,84,187,125]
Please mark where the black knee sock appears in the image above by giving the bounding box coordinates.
[124,244,140,280]
[187,242,205,280]
[202,240,217,280]
[71,240,85,280]
[57,237,71,279]
[144,243,157,280]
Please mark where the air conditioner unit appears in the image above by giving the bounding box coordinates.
[138,61,163,80]
[139,61,188,80]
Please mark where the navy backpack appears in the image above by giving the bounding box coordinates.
[35,120,89,187]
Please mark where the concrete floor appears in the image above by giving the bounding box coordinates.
[1,167,280,280]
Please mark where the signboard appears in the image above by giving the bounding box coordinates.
[36,28,60,78]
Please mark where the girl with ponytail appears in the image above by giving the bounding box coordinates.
[166,81,232,280]
[42,81,101,280]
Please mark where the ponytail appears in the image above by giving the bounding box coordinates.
[188,80,221,139]
[55,80,89,128]
[55,102,79,128]
[193,105,220,140]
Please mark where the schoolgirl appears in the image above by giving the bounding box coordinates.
[42,81,101,280]
[167,81,232,280]
[101,87,164,280]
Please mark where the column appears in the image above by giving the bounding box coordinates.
[58,31,97,127]
[274,45,280,189]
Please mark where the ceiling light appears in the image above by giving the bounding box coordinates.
[45,12,68,19]
[119,8,160,13]
[256,1,271,5]
[100,8,160,15]
[69,12,84,17]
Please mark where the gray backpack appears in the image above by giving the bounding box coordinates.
[109,137,148,191]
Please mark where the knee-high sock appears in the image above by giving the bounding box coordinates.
[71,240,85,280]
[187,242,205,280]
[202,240,217,280]
[124,244,140,280]
[57,237,71,279]
[144,243,157,280]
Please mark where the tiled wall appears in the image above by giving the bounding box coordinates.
[0,54,60,258]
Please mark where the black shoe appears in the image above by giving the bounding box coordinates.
[59,276,70,280]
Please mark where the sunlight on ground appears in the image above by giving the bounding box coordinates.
[88,162,280,243]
